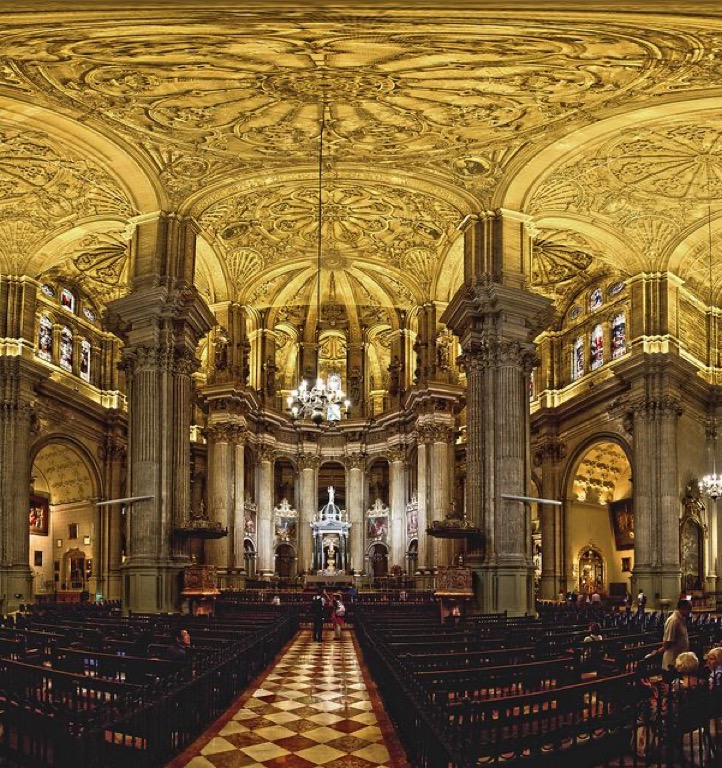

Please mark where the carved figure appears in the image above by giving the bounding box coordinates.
[388,356,401,396]
[213,327,229,370]
[349,366,363,404]
[328,486,335,505]
[263,355,277,395]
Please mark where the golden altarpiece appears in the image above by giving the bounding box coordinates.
[0,2,721,616]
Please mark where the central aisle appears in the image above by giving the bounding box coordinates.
[171,628,408,768]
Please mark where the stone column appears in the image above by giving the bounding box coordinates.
[533,437,566,600]
[0,358,45,611]
[205,423,235,572]
[442,214,551,615]
[416,439,429,570]
[629,395,683,605]
[297,454,319,574]
[345,453,365,574]
[257,446,275,577]
[389,446,407,570]
[98,426,126,601]
[429,424,454,567]
[232,434,246,570]
[108,288,214,612]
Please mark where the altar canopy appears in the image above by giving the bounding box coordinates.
[311,487,351,574]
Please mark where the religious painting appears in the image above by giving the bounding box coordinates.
[590,324,604,370]
[572,336,584,381]
[367,515,388,540]
[275,516,297,541]
[37,315,52,362]
[610,498,634,550]
[611,313,626,359]
[29,494,49,536]
[244,508,256,536]
[406,507,418,537]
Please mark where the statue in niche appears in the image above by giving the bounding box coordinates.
[241,338,250,384]
[328,486,335,505]
[413,337,422,382]
[213,327,229,371]
[436,332,451,371]
[349,366,363,405]
[326,539,337,573]
[388,356,401,396]
[263,356,277,395]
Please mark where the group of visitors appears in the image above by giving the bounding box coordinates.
[311,587,346,641]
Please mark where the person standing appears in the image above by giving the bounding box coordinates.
[637,589,647,616]
[332,593,346,640]
[311,587,325,641]
[660,598,692,671]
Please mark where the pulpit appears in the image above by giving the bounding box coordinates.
[181,565,220,615]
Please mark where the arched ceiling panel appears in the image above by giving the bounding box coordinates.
[32,442,97,506]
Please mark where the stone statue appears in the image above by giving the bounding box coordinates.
[388,355,401,396]
[263,355,277,395]
[213,327,229,371]
[349,365,363,405]
[328,486,335,505]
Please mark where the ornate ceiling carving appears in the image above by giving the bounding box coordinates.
[572,441,631,506]
[1,6,722,312]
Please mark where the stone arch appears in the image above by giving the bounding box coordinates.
[562,435,633,596]
[31,435,103,504]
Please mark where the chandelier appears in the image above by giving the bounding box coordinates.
[702,182,720,499]
[287,115,350,425]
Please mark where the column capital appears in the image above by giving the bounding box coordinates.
[629,395,683,421]
[458,339,537,373]
[344,452,366,471]
[387,445,407,464]
[257,444,276,464]
[297,453,321,470]
[205,422,246,445]
[416,424,454,444]
[532,437,567,467]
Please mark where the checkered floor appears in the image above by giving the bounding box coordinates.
[169,629,408,768]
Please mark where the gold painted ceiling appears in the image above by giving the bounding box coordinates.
[3,2,722,314]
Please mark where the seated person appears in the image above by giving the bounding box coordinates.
[165,628,191,661]
[584,622,603,642]
[707,647,722,689]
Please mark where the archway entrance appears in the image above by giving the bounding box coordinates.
[578,546,604,595]
[31,440,101,601]
[369,542,388,578]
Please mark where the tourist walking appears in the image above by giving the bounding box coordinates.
[311,587,326,641]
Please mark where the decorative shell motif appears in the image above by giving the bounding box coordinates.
[532,240,593,286]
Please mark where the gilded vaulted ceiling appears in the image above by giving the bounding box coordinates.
[2,3,722,314]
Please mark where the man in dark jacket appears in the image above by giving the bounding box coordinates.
[165,628,191,661]
[311,588,326,641]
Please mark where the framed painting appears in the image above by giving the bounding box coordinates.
[29,494,49,536]
[610,498,634,551]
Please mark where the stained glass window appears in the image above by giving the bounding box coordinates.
[611,313,627,358]
[572,337,584,381]
[60,289,76,313]
[37,315,53,361]
[590,324,604,370]
[80,338,91,382]
[589,287,603,311]
[59,326,73,371]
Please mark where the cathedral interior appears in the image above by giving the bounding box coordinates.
[2,0,722,616]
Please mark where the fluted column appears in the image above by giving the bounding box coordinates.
[298,454,319,574]
[416,440,429,570]
[430,424,454,567]
[205,423,234,571]
[98,427,126,601]
[389,446,407,570]
[232,435,246,569]
[533,437,566,599]
[345,453,365,574]
[630,394,682,605]
[442,274,551,614]
[257,446,275,577]
[0,358,45,611]
[108,279,214,612]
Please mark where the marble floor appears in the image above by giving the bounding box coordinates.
[168,628,409,768]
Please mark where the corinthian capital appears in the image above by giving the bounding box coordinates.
[344,452,366,471]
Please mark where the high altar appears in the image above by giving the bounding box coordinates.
[311,487,351,575]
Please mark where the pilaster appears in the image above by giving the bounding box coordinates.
[298,453,320,573]
[533,435,566,599]
[388,446,407,570]
[257,445,275,577]
[345,453,365,574]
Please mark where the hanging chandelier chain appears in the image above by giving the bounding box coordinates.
[286,109,350,424]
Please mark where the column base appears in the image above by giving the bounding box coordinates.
[470,560,534,617]
[539,574,563,601]
[632,565,681,609]
[121,558,186,613]
[0,564,33,612]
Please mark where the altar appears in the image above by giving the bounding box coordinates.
[305,574,354,587]
[311,487,351,574]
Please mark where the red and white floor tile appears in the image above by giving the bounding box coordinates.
[168,629,409,768]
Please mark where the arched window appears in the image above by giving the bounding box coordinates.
[590,324,604,370]
[611,313,626,359]
[79,338,91,382]
[37,315,52,361]
[572,336,584,381]
[60,288,76,313]
[59,326,73,371]
[589,287,602,311]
